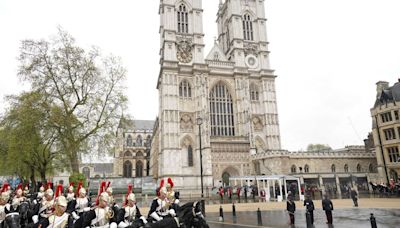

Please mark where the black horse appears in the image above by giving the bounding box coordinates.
[143,201,209,228]
[4,212,20,228]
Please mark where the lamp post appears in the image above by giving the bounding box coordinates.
[197,117,204,198]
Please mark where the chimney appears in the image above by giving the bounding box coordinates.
[376,81,389,98]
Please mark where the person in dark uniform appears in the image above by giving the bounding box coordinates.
[117,193,147,227]
[303,195,315,225]
[350,188,358,207]
[286,197,296,226]
[81,193,117,228]
[322,194,334,224]
[148,186,176,223]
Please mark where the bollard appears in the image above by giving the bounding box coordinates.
[306,211,312,228]
[257,208,262,226]
[370,213,377,228]
[201,199,206,217]
[219,206,224,222]
[232,203,236,217]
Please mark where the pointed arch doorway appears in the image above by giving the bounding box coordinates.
[221,166,240,187]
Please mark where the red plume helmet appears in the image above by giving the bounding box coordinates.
[46,180,53,191]
[157,179,165,196]
[1,182,9,193]
[17,183,23,190]
[76,181,83,197]
[167,178,174,188]
[55,184,63,198]
[96,181,107,205]
[124,184,133,206]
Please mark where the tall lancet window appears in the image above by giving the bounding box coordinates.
[242,14,254,41]
[177,4,189,33]
[210,82,235,136]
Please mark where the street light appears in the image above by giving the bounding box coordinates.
[197,117,204,198]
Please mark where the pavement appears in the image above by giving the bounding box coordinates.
[138,198,400,228]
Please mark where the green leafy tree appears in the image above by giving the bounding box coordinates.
[0,92,60,187]
[18,28,127,173]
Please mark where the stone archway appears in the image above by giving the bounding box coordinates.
[221,166,240,187]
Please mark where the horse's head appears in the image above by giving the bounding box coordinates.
[178,201,209,228]
[5,213,20,228]
[19,201,29,220]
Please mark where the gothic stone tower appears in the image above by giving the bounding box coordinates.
[156,0,213,194]
[154,0,281,193]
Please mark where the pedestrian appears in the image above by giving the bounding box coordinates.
[350,188,358,207]
[228,187,232,200]
[219,187,224,202]
[304,195,315,225]
[237,186,241,201]
[322,194,334,224]
[244,186,248,200]
[287,197,296,226]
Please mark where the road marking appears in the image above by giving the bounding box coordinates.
[208,221,274,228]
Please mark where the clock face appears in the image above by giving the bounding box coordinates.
[245,55,258,68]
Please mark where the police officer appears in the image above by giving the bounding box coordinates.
[304,195,315,226]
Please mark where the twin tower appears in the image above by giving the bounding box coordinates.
[150,0,282,194]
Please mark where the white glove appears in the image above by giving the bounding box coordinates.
[110,222,117,228]
[32,215,39,224]
[140,216,148,224]
[150,212,163,221]
[72,212,80,220]
[169,209,176,217]
[174,199,180,204]
[117,221,128,228]
[33,200,37,205]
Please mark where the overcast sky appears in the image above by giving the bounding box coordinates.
[1,0,400,151]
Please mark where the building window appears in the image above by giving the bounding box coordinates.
[331,164,336,173]
[188,145,193,167]
[381,112,393,123]
[136,135,143,147]
[242,14,254,41]
[344,164,349,173]
[124,151,132,157]
[179,80,192,98]
[177,4,188,33]
[387,146,400,163]
[395,111,399,120]
[209,82,235,136]
[82,167,90,179]
[356,164,362,172]
[136,160,143,177]
[369,164,374,173]
[304,165,309,173]
[123,161,132,178]
[126,135,133,147]
[384,128,396,140]
[136,152,143,157]
[250,83,259,101]
[291,165,297,173]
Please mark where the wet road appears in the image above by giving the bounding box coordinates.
[204,208,400,228]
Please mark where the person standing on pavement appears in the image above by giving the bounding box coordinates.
[303,195,315,225]
[350,188,358,207]
[286,197,296,226]
[322,194,334,224]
